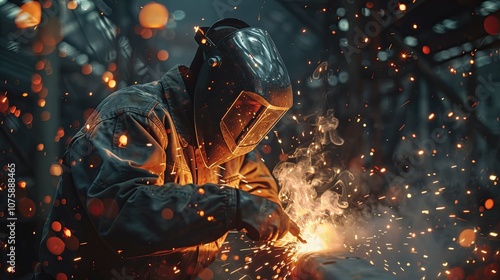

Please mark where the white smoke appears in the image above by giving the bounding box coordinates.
[271,109,481,280]
[273,109,352,252]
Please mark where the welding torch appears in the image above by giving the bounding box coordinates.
[289,219,307,244]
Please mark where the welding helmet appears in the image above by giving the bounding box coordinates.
[193,18,292,168]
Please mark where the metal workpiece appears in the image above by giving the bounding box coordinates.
[292,252,397,280]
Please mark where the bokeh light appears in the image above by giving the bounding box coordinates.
[37,18,64,55]
[43,195,52,204]
[422,45,431,54]
[108,80,117,88]
[0,95,8,113]
[46,236,65,255]
[197,268,214,280]
[157,50,169,61]
[458,229,476,247]
[56,273,68,280]
[22,113,33,125]
[139,3,169,29]
[18,197,36,218]
[81,64,93,75]
[484,15,500,35]
[49,164,63,176]
[15,1,41,29]
[484,198,494,210]
[161,208,174,220]
[67,0,78,10]
[40,110,51,121]
[51,221,62,232]
[447,267,465,280]
[87,198,104,217]
[102,71,113,83]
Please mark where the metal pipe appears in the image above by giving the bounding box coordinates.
[292,251,397,280]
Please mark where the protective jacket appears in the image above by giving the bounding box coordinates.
[38,65,280,279]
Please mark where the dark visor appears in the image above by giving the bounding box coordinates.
[221,91,288,155]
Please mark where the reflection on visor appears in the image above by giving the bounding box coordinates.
[221,91,288,155]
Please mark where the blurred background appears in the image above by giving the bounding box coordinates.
[0,0,499,279]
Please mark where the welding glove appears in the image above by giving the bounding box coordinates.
[235,190,293,242]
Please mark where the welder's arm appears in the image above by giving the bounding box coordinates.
[237,151,302,240]
[69,112,240,258]
[237,151,280,203]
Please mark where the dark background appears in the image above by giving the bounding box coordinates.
[1,0,499,279]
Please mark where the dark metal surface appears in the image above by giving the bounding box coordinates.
[293,252,397,280]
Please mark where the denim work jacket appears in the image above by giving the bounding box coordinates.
[38,65,279,279]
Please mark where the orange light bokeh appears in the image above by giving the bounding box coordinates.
[102,71,114,83]
[15,1,42,29]
[36,143,44,151]
[35,60,45,70]
[485,198,494,210]
[81,64,93,75]
[108,80,117,88]
[46,236,65,255]
[41,110,51,121]
[0,96,9,113]
[157,50,169,61]
[51,221,62,232]
[67,0,78,10]
[458,228,476,247]
[50,164,63,176]
[161,208,174,220]
[56,273,68,280]
[22,113,33,125]
[31,73,42,85]
[138,3,169,29]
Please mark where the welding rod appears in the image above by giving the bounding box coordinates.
[289,219,307,243]
[297,235,307,244]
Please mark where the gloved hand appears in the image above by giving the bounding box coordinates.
[235,190,299,242]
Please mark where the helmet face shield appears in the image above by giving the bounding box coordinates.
[194,26,292,168]
[221,91,288,153]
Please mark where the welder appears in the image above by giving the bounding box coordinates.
[35,18,299,279]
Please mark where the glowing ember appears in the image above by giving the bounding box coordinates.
[118,134,128,147]
[0,95,8,113]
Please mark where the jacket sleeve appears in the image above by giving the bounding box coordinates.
[69,110,238,258]
[237,151,281,205]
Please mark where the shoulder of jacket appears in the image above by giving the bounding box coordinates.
[85,82,168,128]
